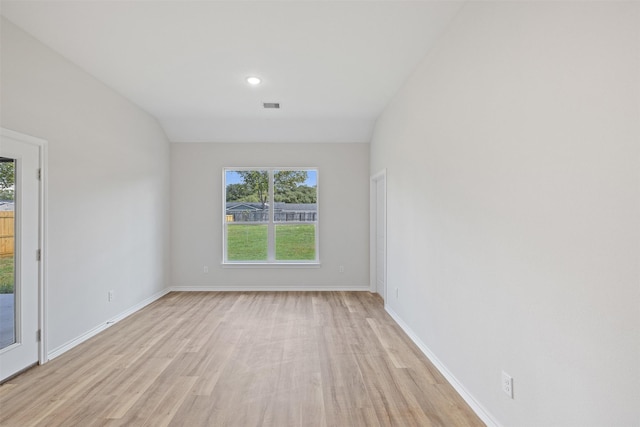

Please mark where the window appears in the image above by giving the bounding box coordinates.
[224,168,318,264]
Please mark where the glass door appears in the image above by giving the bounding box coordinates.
[0,158,16,350]
[0,129,41,382]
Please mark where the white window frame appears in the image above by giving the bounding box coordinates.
[222,167,319,266]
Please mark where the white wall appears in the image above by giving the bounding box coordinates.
[1,18,171,355]
[171,142,369,289]
[370,2,639,426]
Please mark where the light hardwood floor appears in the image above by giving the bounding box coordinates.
[0,292,484,426]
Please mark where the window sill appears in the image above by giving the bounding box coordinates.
[222,262,321,269]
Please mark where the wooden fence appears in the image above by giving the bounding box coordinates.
[0,211,14,257]
[226,212,317,222]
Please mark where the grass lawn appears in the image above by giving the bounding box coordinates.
[227,224,316,261]
[227,225,268,261]
[0,256,14,294]
[276,224,316,260]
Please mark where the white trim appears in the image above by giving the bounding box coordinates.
[0,128,48,365]
[38,141,48,364]
[221,262,321,268]
[170,285,370,292]
[47,288,170,360]
[385,306,501,427]
[370,169,387,299]
[370,169,387,182]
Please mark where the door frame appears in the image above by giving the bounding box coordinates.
[370,169,387,301]
[1,128,48,365]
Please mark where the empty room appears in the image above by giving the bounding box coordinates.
[0,1,638,426]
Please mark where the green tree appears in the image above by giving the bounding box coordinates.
[233,170,309,207]
[0,161,15,200]
[275,185,317,203]
[274,171,307,195]
[226,183,251,202]
[235,171,270,207]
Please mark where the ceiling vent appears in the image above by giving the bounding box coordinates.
[263,102,280,109]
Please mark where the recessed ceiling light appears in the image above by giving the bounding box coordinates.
[246,76,261,86]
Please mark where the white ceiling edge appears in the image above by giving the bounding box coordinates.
[163,117,375,143]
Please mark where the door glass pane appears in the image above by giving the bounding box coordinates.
[0,158,16,350]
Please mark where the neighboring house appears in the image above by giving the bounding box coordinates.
[225,202,268,222]
[275,203,317,222]
[225,202,265,212]
[225,202,317,222]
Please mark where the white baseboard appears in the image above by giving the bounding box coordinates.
[170,285,371,292]
[385,306,501,427]
[47,288,171,361]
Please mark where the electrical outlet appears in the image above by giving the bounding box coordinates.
[502,371,514,399]
[108,290,114,302]
[339,265,345,273]
[203,266,209,273]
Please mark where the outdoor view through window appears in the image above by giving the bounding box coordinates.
[224,169,318,263]
[0,158,16,350]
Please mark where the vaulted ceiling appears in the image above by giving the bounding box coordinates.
[1,1,464,143]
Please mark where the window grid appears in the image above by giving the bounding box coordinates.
[223,168,318,264]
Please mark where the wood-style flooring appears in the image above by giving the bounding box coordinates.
[0,291,484,426]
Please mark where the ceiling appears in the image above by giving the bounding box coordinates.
[0,1,464,143]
